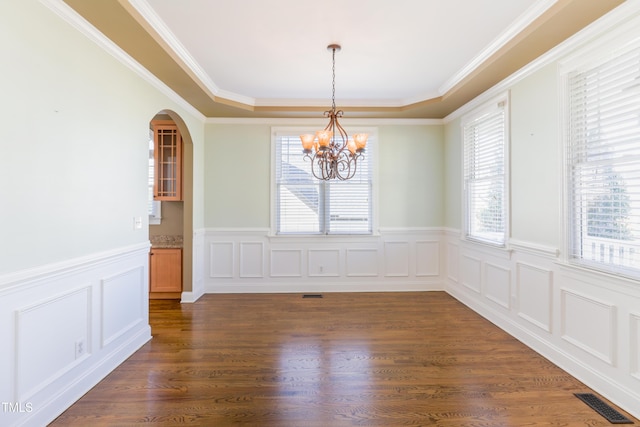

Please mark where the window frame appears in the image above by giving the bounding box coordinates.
[461,93,510,247]
[561,30,640,279]
[270,126,378,237]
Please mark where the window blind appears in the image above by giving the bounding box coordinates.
[275,134,373,235]
[463,101,507,246]
[567,45,640,277]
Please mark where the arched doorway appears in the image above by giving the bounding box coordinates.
[148,110,194,299]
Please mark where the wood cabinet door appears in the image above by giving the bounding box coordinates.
[150,248,182,293]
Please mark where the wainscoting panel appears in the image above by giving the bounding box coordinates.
[204,228,443,293]
[270,249,303,277]
[14,286,91,402]
[561,289,616,365]
[445,231,640,420]
[416,241,440,277]
[460,255,482,293]
[209,242,234,278]
[346,248,378,277]
[0,243,151,427]
[484,262,511,309]
[308,249,340,277]
[240,242,264,278]
[632,313,640,380]
[516,262,553,333]
[446,241,459,283]
[101,267,145,347]
[384,242,410,277]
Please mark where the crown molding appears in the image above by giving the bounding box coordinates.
[439,0,558,95]
[444,0,640,123]
[40,0,206,122]
[205,117,443,125]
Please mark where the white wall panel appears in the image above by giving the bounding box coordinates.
[561,289,616,365]
[346,248,378,277]
[240,242,264,278]
[101,267,145,347]
[0,243,151,427]
[210,242,234,278]
[204,228,441,291]
[460,255,482,293]
[447,242,459,283]
[484,262,511,309]
[516,262,552,333]
[416,241,440,277]
[270,249,302,277]
[632,313,640,380]
[15,286,91,401]
[384,242,409,277]
[308,249,340,277]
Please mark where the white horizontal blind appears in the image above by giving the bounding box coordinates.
[463,101,507,246]
[567,45,640,277]
[275,133,372,234]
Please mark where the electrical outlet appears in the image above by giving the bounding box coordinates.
[133,216,143,230]
[75,338,86,359]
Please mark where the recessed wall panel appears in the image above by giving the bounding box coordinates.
[308,249,340,277]
[15,286,91,400]
[270,249,302,277]
[485,262,511,309]
[447,243,459,282]
[416,241,439,277]
[346,248,378,277]
[240,242,264,278]
[632,313,640,380]
[385,242,409,277]
[561,289,616,365]
[460,255,481,293]
[210,242,234,278]
[516,262,552,332]
[102,267,144,347]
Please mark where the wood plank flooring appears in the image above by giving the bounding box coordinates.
[50,292,637,426]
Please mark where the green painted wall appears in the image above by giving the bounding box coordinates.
[1,0,204,274]
[204,123,445,229]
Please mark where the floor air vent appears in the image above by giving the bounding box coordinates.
[574,393,633,424]
[302,294,323,298]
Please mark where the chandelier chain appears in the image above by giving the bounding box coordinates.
[331,47,336,111]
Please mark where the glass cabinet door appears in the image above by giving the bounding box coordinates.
[152,121,182,201]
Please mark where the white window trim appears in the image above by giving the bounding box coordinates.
[559,23,640,279]
[270,126,379,237]
[460,92,510,248]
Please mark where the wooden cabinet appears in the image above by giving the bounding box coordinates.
[151,120,182,201]
[149,248,182,299]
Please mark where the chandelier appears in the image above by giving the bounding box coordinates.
[300,44,368,180]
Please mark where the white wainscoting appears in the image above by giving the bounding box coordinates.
[445,230,640,420]
[204,228,443,293]
[0,243,152,427]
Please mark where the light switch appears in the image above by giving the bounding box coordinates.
[134,216,143,230]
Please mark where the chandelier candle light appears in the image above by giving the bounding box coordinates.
[300,44,368,180]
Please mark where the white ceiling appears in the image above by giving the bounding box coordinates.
[134,0,545,108]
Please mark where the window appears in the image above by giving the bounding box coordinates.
[463,96,509,246]
[272,128,374,235]
[565,41,640,278]
[148,130,161,224]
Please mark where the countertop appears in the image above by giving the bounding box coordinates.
[150,235,183,249]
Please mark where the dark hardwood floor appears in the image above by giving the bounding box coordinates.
[50,292,637,426]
